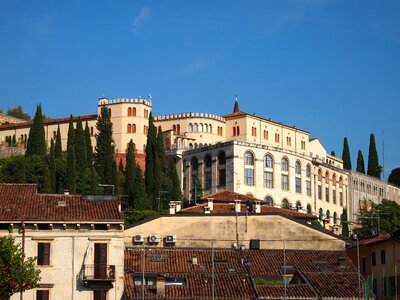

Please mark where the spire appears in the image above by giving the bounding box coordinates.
[233,95,240,113]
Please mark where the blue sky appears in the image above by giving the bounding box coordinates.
[1,0,399,179]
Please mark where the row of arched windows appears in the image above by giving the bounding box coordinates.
[353,179,385,197]
[318,208,339,225]
[188,123,212,133]
[317,169,344,205]
[263,196,313,213]
[127,124,136,133]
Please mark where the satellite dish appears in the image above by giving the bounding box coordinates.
[246,201,254,213]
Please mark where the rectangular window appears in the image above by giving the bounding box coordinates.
[339,192,343,206]
[381,250,386,264]
[36,290,49,300]
[318,185,322,200]
[282,174,289,191]
[295,177,301,193]
[263,130,268,140]
[264,171,273,189]
[332,190,336,204]
[205,171,212,190]
[306,180,311,196]
[372,252,376,266]
[245,168,254,186]
[144,109,149,119]
[301,141,305,150]
[37,242,50,265]
[325,187,329,202]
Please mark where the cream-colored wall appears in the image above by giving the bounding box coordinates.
[4,225,124,300]
[124,215,345,250]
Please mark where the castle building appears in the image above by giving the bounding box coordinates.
[1,96,399,231]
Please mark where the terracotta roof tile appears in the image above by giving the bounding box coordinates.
[200,190,261,202]
[0,184,123,222]
[124,248,362,299]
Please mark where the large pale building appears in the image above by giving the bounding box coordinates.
[1,96,399,231]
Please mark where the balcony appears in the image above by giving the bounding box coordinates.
[82,264,115,290]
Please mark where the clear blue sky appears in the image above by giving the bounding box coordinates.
[1,0,399,179]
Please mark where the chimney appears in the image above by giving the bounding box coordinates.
[235,200,241,213]
[175,201,182,212]
[192,256,198,265]
[156,276,166,297]
[204,206,211,214]
[169,202,176,215]
[255,201,261,213]
[64,190,69,195]
[207,198,214,211]
[117,198,122,213]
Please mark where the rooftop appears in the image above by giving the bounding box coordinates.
[0,183,124,223]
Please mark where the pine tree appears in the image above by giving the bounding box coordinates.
[84,121,93,168]
[94,105,116,190]
[49,139,56,193]
[26,104,46,156]
[55,125,62,159]
[66,116,76,193]
[341,137,352,170]
[157,127,166,172]
[367,133,380,179]
[330,151,336,157]
[341,208,349,237]
[145,113,160,209]
[356,150,365,174]
[75,118,87,172]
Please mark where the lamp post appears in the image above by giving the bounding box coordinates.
[354,233,361,299]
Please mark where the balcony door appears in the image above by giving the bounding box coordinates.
[94,243,107,279]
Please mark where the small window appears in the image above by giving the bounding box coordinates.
[281,158,288,172]
[37,242,51,265]
[362,257,366,273]
[295,161,301,175]
[381,250,386,264]
[265,196,273,206]
[372,252,376,266]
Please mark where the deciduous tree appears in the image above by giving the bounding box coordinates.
[388,168,400,187]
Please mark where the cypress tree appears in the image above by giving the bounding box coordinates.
[341,208,350,237]
[367,133,380,179]
[156,127,166,172]
[55,125,62,159]
[84,121,93,168]
[26,104,46,156]
[145,113,160,209]
[49,139,56,193]
[166,158,183,202]
[66,116,76,193]
[330,151,336,157]
[356,150,365,174]
[124,140,147,209]
[75,118,87,172]
[341,137,352,170]
[94,105,116,189]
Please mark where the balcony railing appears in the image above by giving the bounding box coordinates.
[82,264,115,281]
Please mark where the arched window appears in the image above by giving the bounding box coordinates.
[333,212,338,224]
[132,107,136,116]
[296,200,302,211]
[264,154,274,189]
[325,171,330,202]
[217,151,226,187]
[204,124,208,133]
[244,152,254,186]
[306,164,311,196]
[339,176,343,188]
[177,124,180,134]
[188,124,193,132]
[193,123,198,132]
[204,154,212,190]
[132,124,136,133]
[264,154,273,168]
[198,123,203,132]
[127,124,131,133]
[173,125,176,133]
[326,210,330,221]
[319,208,323,221]
[295,161,301,175]
[282,199,289,209]
[265,196,273,206]
[209,124,212,133]
[128,107,132,116]
[281,157,289,191]
[307,204,312,214]
[318,169,322,200]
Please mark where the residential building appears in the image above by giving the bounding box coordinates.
[0,183,125,300]
[347,230,400,300]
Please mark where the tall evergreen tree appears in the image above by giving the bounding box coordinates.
[94,106,117,190]
[124,140,147,209]
[66,116,76,193]
[367,133,380,179]
[26,104,46,157]
[356,150,365,174]
[54,125,62,159]
[341,137,352,170]
[49,139,56,193]
[166,158,183,202]
[330,151,336,157]
[84,121,93,168]
[75,118,87,172]
[388,168,400,187]
[156,127,166,172]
